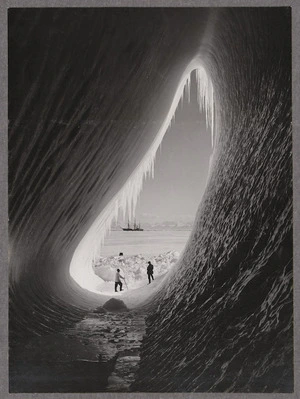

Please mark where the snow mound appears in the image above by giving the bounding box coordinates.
[103,298,129,312]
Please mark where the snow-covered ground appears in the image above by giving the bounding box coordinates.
[92,250,180,294]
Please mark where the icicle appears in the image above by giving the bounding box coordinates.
[69,58,216,294]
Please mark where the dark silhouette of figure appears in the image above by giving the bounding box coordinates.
[115,268,124,292]
[147,261,154,284]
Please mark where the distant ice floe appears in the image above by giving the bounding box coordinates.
[70,59,215,294]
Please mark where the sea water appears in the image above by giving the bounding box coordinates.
[99,230,191,257]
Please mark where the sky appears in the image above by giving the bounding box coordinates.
[120,72,212,226]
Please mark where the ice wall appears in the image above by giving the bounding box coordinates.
[9,8,214,344]
[133,8,293,392]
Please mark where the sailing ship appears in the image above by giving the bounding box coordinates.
[122,219,144,231]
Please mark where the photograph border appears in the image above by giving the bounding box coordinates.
[1,0,299,398]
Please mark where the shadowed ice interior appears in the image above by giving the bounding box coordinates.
[8,8,292,393]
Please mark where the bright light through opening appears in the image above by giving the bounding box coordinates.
[69,58,216,295]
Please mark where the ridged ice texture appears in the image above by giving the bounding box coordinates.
[133,8,293,392]
[9,8,214,343]
[8,8,292,393]
[70,60,215,293]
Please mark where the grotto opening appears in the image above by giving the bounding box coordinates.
[8,7,292,393]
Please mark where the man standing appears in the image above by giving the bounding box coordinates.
[115,268,124,292]
[147,261,154,284]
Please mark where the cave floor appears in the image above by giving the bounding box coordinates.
[10,309,146,393]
